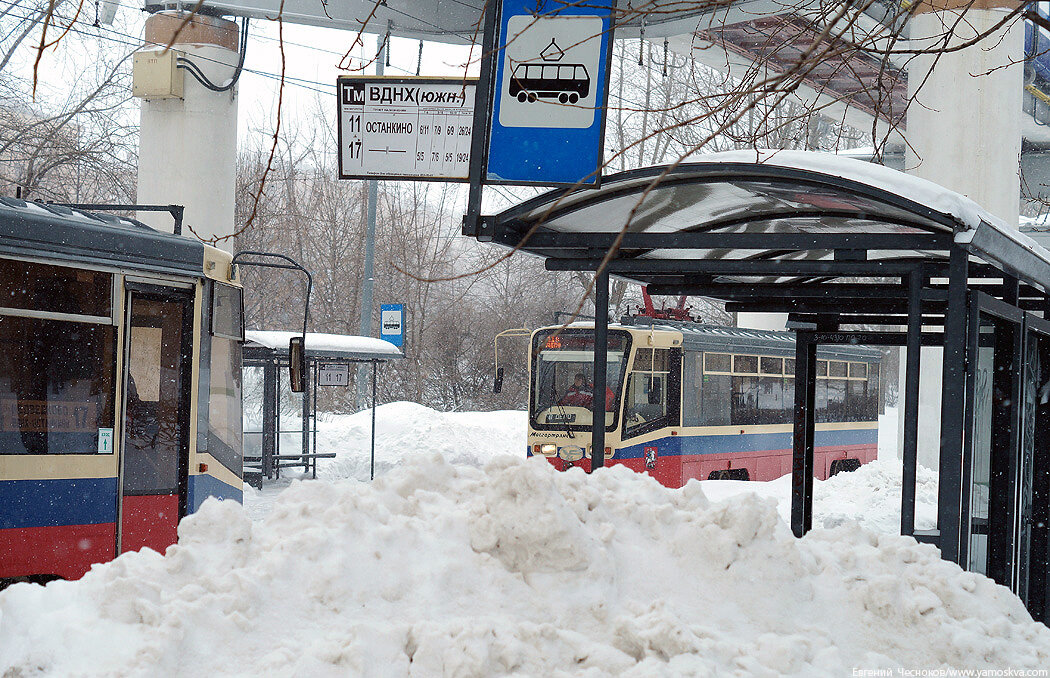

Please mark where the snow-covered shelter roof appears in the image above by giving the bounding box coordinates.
[476,150,1050,317]
[245,330,403,361]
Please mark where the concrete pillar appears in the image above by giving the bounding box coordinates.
[905,2,1023,227]
[135,11,240,249]
[903,1,1023,469]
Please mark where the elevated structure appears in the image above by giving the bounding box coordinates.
[471,150,1050,621]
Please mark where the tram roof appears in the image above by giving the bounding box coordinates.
[552,320,882,359]
[0,198,205,277]
[479,150,1050,324]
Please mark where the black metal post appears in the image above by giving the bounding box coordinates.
[938,245,970,564]
[591,269,610,470]
[370,360,378,481]
[902,269,923,536]
[302,358,311,474]
[312,365,319,478]
[262,360,277,479]
[462,0,500,238]
[791,333,817,537]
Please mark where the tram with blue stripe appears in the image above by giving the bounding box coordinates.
[0,199,245,583]
[528,322,881,486]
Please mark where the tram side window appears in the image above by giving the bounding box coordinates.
[622,348,678,439]
[699,352,731,425]
[1,259,111,318]
[207,284,244,474]
[0,310,116,454]
[682,351,702,427]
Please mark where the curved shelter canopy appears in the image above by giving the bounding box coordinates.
[473,151,1050,621]
[481,150,1050,321]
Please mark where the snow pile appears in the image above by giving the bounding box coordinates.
[313,401,527,481]
[3,456,1049,676]
[701,457,940,534]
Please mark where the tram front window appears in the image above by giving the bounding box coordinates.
[530,330,628,430]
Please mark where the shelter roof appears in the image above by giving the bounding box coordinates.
[480,151,1050,315]
[245,330,403,361]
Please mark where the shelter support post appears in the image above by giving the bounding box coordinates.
[371,360,378,481]
[302,358,311,471]
[938,245,970,562]
[902,269,923,536]
[791,332,817,537]
[591,270,610,470]
[262,359,277,479]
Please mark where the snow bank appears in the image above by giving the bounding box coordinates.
[3,456,1048,676]
[313,401,527,481]
[701,457,939,535]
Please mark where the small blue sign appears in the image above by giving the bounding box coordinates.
[380,304,404,348]
[486,0,614,186]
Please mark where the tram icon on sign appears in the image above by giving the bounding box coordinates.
[508,39,590,105]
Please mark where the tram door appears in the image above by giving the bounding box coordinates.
[118,288,193,555]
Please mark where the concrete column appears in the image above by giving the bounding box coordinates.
[136,11,240,249]
[905,2,1023,226]
[903,1,1023,469]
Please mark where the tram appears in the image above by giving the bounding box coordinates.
[527,322,882,487]
[0,199,246,582]
[509,61,590,104]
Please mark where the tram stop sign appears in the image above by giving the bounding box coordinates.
[380,304,404,348]
[486,0,615,186]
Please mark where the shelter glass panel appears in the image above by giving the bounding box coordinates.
[969,324,996,575]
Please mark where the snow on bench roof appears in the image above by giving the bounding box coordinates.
[245,330,403,360]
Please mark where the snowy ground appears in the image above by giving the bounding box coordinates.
[2,404,1049,676]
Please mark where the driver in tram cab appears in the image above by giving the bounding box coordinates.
[558,372,615,409]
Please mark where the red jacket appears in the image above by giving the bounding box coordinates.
[559,383,615,410]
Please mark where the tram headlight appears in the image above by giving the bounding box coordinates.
[538,443,558,457]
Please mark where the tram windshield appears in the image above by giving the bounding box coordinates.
[530,330,629,431]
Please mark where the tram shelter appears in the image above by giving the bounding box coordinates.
[242,331,403,486]
[467,149,1050,621]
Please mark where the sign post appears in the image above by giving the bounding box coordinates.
[485,0,616,186]
[380,303,405,348]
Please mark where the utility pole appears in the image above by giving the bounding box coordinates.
[356,24,389,409]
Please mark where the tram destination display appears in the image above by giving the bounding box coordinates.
[337,77,476,181]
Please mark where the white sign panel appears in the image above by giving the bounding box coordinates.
[497,16,604,129]
[338,77,476,181]
[318,363,350,387]
[97,427,113,454]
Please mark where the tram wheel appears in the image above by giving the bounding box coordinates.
[725,468,750,481]
[517,91,527,103]
[527,92,537,103]
[559,93,569,104]
[569,93,579,104]
[829,458,862,476]
[707,470,728,480]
